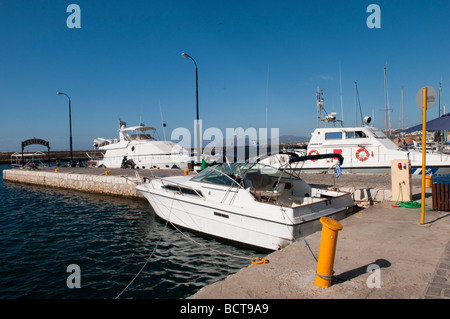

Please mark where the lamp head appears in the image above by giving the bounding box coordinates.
[181,53,189,58]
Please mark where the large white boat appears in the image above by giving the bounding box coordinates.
[93,121,190,169]
[262,89,450,175]
[262,125,450,175]
[136,158,355,252]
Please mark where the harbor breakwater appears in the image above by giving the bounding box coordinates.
[2,168,143,198]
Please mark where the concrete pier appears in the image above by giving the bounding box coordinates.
[189,199,450,299]
[2,167,187,198]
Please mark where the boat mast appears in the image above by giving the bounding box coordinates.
[354,81,357,126]
[317,87,324,127]
[339,61,344,126]
[159,99,167,141]
[439,81,442,117]
[266,64,270,129]
[384,66,388,133]
[401,86,404,129]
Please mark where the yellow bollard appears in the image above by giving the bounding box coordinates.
[425,176,431,188]
[55,168,59,172]
[314,217,343,288]
[184,169,189,176]
[105,170,110,175]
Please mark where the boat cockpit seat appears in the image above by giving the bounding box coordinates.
[246,172,272,191]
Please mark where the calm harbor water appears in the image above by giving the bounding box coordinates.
[0,164,263,299]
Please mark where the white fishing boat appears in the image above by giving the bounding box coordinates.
[93,120,190,169]
[262,89,450,175]
[136,155,355,252]
[262,125,450,175]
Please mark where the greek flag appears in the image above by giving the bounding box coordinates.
[336,163,342,179]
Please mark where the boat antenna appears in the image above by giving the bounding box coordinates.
[159,99,167,141]
[317,88,342,127]
[317,87,324,127]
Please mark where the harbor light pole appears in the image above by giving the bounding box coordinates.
[57,92,73,162]
[181,52,201,165]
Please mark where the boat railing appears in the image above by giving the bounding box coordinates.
[202,165,249,204]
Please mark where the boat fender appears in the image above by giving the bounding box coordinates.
[308,150,319,162]
[251,257,268,265]
[355,148,369,161]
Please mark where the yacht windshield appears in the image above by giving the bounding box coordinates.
[191,162,298,186]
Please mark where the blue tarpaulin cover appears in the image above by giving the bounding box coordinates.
[402,113,450,132]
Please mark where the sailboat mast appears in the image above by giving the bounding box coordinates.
[384,66,388,132]
[158,99,167,141]
[401,87,404,129]
[266,64,269,129]
[354,81,357,126]
[439,81,442,117]
[339,61,344,126]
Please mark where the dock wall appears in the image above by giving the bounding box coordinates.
[2,169,143,198]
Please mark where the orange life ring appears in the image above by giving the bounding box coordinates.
[308,150,319,162]
[355,148,369,161]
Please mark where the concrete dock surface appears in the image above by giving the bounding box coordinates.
[190,195,450,299]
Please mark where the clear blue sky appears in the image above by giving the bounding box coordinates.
[1,0,449,151]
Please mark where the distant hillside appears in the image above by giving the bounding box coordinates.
[278,135,309,144]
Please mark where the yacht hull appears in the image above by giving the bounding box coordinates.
[137,183,354,251]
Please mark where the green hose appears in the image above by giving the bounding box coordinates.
[394,183,432,210]
[398,201,421,209]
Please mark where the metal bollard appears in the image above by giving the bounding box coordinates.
[314,217,343,288]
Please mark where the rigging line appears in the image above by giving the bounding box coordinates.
[167,220,252,261]
[355,83,364,126]
[303,239,318,263]
[114,218,171,299]
[115,189,176,299]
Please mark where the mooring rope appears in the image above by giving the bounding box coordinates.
[115,185,253,298]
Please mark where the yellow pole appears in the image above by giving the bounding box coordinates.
[421,87,427,225]
[314,217,343,288]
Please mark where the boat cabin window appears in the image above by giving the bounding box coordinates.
[346,131,368,139]
[325,132,342,140]
[191,163,252,186]
[191,163,299,187]
[126,134,154,141]
[162,184,203,197]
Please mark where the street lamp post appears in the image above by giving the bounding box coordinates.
[181,52,201,165]
[57,92,73,162]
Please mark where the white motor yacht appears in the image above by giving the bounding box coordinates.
[136,155,355,252]
[93,121,191,169]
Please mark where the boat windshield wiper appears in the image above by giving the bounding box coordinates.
[289,153,344,165]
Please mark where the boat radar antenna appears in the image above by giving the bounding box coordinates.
[316,88,343,127]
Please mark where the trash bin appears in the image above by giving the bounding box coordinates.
[431,174,450,211]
